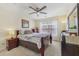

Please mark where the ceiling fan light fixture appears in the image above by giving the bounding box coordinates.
[36,12,40,16]
[29,5,47,16]
[37,12,40,15]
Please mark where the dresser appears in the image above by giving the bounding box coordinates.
[6,38,19,51]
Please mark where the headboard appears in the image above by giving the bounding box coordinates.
[16,30,33,37]
[16,30,19,38]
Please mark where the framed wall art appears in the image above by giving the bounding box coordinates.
[21,19,29,28]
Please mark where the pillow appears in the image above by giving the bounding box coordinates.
[24,30,32,34]
[19,30,25,35]
[19,30,32,35]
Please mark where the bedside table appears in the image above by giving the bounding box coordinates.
[6,38,19,51]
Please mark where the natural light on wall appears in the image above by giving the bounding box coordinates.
[61,20,66,23]
[61,20,67,31]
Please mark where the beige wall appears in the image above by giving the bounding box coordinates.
[0,4,34,50]
[0,4,21,50]
[0,4,21,39]
[34,20,40,28]
[57,15,67,31]
[34,15,67,32]
[0,4,34,40]
[19,11,34,30]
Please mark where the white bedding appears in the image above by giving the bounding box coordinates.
[33,32,50,38]
[18,32,50,49]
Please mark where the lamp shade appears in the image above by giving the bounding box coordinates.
[6,29,16,38]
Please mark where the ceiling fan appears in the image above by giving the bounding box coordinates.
[29,6,47,16]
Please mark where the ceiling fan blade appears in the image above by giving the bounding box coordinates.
[29,12,36,14]
[29,6,37,11]
[40,12,47,14]
[38,6,47,12]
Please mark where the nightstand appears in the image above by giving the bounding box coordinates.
[6,37,19,51]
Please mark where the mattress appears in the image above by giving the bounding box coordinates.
[18,32,50,49]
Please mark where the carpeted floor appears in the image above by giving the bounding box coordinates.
[0,41,61,56]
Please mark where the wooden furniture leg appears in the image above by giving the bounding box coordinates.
[40,37,45,56]
[40,48,45,56]
[50,35,52,44]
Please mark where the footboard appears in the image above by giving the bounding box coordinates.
[19,40,40,53]
[40,35,52,56]
[40,37,45,56]
[19,36,50,56]
[16,30,52,56]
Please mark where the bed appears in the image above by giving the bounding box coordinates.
[16,30,52,56]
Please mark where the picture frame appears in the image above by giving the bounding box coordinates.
[21,19,29,28]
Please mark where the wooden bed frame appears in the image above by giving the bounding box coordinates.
[16,30,52,56]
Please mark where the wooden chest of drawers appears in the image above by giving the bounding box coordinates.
[6,38,19,51]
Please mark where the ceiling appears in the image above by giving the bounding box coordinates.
[1,3,76,20]
[19,3,76,19]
